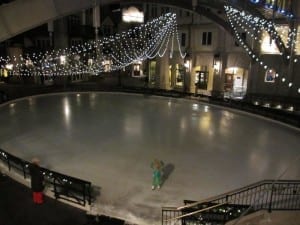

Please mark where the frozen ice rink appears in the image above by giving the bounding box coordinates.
[0,92,299,225]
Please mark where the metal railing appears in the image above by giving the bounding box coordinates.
[162,180,300,225]
[0,148,92,206]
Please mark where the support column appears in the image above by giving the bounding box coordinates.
[53,18,68,49]
[212,54,226,98]
[93,5,101,63]
[247,60,259,96]
[48,21,54,47]
[156,53,170,90]
[93,5,100,42]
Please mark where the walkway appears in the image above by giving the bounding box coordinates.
[0,172,88,225]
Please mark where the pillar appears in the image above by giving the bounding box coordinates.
[156,53,170,90]
[53,18,68,49]
[47,21,54,47]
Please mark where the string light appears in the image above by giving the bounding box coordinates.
[224,5,299,93]
[0,13,185,76]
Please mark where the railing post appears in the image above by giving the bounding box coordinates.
[268,184,274,212]
[22,162,26,179]
[7,158,11,171]
[82,183,86,206]
[88,183,92,205]
[161,208,164,225]
[53,178,58,199]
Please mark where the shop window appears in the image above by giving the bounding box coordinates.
[133,63,142,77]
[265,69,276,83]
[175,64,185,87]
[195,71,209,89]
[202,32,212,45]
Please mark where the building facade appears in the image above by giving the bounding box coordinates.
[0,0,299,110]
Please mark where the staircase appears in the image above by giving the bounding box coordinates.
[162,180,300,225]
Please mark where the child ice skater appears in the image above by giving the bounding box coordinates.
[151,158,164,190]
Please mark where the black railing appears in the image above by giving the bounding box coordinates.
[207,96,300,128]
[1,82,299,128]
[0,148,92,206]
[162,180,300,225]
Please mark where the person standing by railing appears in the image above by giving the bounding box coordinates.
[29,158,44,204]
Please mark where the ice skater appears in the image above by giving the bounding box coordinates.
[151,158,164,190]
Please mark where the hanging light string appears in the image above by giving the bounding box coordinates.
[224,5,298,91]
[0,13,185,76]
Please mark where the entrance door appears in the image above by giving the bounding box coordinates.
[224,73,234,91]
[196,71,208,90]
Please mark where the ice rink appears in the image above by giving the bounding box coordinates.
[0,92,299,225]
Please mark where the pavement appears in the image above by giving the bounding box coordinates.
[0,173,126,225]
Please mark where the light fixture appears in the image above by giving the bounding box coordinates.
[122,6,144,23]
[184,53,191,72]
[5,64,13,70]
[60,55,66,65]
[213,53,221,73]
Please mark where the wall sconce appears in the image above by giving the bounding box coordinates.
[60,55,66,65]
[133,60,142,77]
[213,53,221,73]
[88,59,93,66]
[102,59,112,72]
[5,64,13,70]
[184,53,191,72]
[25,59,33,66]
[231,67,238,75]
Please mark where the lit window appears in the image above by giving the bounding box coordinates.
[265,69,276,83]
[261,31,280,54]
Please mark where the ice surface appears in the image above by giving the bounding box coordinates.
[0,92,299,225]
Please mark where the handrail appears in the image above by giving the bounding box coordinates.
[167,187,272,222]
[164,189,262,222]
[162,179,300,225]
[164,202,227,222]
[176,179,299,210]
